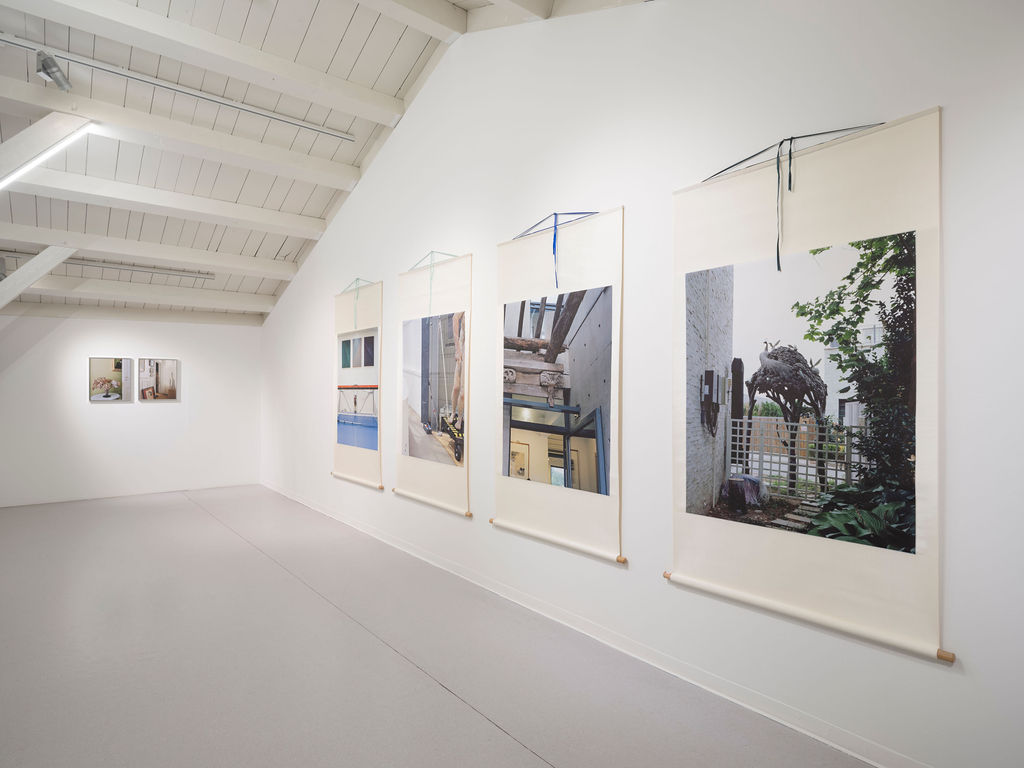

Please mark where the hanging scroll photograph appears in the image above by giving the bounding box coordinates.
[669,109,947,661]
[394,253,472,517]
[502,286,612,496]
[492,208,624,563]
[686,233,916,552]
[332,280,382,490]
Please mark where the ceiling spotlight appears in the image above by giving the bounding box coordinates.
[36,51,71,92]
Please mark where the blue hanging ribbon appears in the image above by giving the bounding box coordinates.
[552,212,559,288]
[514,211,599,289]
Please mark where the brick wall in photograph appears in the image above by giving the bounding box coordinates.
[685,266,734,515]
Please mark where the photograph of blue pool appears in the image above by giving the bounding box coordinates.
[337,412,378,450]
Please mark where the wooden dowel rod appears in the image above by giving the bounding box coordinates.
[937,648,956,664]
[616,555,627,564]
[465,511,473,518]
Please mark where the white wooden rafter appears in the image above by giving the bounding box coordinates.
[0,110,90,184]
[0,223,298,281]
[488,0,554,20]
[24,275,277,314]
[10,168,326,240]
[357,0,467,43]
[1,0,405,127]
[0,300,265,326]
[0,78,361,191]
[0,245,76,311]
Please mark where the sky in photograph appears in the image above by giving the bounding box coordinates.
[730,240,895,402]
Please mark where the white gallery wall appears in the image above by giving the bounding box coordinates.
[0,314,260,507]
[260,2,1023,767]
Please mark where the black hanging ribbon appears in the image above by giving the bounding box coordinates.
[702,122,884,271]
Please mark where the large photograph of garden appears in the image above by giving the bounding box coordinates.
[684,231,917,553]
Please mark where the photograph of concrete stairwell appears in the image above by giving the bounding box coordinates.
[501,286,612,496]
[685,232,917,552]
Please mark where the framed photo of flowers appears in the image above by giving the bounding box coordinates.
[89,357,131,402]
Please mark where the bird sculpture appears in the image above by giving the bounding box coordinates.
[748,341,827,421]
[744,340,829,494]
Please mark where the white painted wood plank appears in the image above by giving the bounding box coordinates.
[84,133,119,180]
[296,1,357,72]
[374,28,432,96]
[328,7,380,79]
[9,190,36,224]
[348,13,406,89]
[114,141,144,183]
[261,0,317,61]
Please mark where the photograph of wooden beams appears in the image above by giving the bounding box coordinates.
[0,0,642,325]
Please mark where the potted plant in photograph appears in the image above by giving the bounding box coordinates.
[92,376,116,398]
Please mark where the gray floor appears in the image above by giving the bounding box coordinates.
[0,486,868,767]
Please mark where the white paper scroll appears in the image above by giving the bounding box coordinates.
[492,208,624,562]
[332,281,383,490]
[670,109,943,660]
[394,254,472,516]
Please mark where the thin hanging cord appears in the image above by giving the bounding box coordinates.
[513,212,598,288]
[702,121,883,271]
[428,254,435,318]
[702,122,882,182]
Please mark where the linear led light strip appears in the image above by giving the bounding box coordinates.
[0,121,93,193]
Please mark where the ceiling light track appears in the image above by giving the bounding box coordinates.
[3,250,216,281]
[0,31,356,143]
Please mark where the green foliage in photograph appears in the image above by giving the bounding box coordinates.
[792,232,916,552]
[751,399,783,417]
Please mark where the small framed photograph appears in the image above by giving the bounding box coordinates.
[138,358,180,402]
[90,357,131,402]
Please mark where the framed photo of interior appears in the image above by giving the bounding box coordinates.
[138,358,180,402]
[89,357,131,402]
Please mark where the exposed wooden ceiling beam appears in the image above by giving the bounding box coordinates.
[0,223,298,281]
[487,0,554,20]
[24,274,277,313]
[0,78,360,191]
[0,110,90,185]
[357,0,467,43]
[0,300,265,326]
[2,0,405,127]
[10,169,326,240]
[0,245,76,311]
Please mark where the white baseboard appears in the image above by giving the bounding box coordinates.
[261,480,930,768]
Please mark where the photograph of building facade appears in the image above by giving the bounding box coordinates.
[402,312,466,465]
